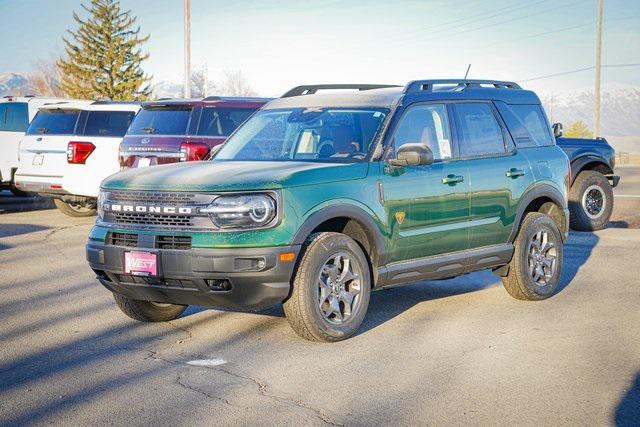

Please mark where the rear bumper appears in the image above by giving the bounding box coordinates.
[13,175,68,195]
[86,241,300,310]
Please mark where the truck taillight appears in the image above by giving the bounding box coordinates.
[179,142,209,162]
[67,141,95,164]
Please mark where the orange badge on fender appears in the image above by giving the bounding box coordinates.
[395,211,405,225]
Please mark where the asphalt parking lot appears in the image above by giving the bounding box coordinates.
[0,168,639,426]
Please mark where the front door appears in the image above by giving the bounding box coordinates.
[380,103,470,263]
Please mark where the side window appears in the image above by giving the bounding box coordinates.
[454,103,505,157]
[392,104,452,161]
[0,103,29,132]
[509,105,553,146]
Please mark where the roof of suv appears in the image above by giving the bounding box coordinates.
[39,101,140,112]
[142,96,273,108]
[266,80,541,110]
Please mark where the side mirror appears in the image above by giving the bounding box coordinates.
[388,143,434,167]
[552,123,563,138]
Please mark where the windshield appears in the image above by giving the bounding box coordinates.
[215,108,388,162]
[127,106,191,135]
[26,110,80,135]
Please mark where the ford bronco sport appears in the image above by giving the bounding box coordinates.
[87,80,570,342]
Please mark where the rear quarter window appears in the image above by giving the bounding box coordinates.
[26,110,80,135]
[495,102,554,147]
[197,107,257,136]
[0,102,29,132]
[82,111,136,137]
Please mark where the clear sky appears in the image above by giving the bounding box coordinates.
[1,0,638,97]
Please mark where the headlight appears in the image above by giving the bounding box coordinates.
[201,193,277,229]
[97,190,107,220]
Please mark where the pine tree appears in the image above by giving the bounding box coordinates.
[564,121,594,138]
[57,0,151,100]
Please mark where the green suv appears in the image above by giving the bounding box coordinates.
[87,80,570,342]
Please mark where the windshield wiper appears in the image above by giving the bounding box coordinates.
[140,127,155,134]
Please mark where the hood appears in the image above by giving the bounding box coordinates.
[101,160,369,192]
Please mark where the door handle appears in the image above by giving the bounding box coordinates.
[506,168,525,178]
[442,174,464,185]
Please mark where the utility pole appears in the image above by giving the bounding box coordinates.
[594,0,604,137]
[183,0,191,98]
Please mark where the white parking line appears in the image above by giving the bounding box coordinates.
[614,195,640,198]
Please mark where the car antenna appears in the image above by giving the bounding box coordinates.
[461,64,472,90]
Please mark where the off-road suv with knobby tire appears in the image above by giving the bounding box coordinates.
[87,80,570,342]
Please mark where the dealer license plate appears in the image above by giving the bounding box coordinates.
[124,251,158,276]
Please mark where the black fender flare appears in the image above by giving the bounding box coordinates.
[509,184,568,242]
[292,204,387,266]
[571,155,613,184]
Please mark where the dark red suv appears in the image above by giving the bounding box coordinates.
[119,97,270,168]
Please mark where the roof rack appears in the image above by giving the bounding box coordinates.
[91,100,141,105]
[404,79,521,93]
[282,84,400,98]
[202,96,273,102]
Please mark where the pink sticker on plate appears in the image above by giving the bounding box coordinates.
[125,251,158,276]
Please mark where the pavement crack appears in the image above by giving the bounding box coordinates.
[174,374,235,407]
[213,365,342,426]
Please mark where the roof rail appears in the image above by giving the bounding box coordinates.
[404,79,521,93]
[202,96,273,102]
[282,84,400,98]
[91,100,141,105]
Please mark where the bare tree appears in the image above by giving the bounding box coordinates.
[29,56,65,97]
[218,70,258,97]
[190,68,215,98]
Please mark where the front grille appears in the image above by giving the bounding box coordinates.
[115,274,198,289]
[107,191,197,205]
[107,232,138,247]
[157,235,192,250]
[111,212,194,227]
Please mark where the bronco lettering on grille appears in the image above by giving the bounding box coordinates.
[105,204,193,214]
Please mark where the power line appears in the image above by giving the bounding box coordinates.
[382,0,587,48]
[518,63,640,82]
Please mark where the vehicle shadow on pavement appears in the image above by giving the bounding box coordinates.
[615,372,640,426]
[557,231,599,293]
[0,223,50,250]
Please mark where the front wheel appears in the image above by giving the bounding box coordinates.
[569,170,613,231]
[284,232,371,342]
[54,198,97,217]
[113,294,187,322]
[502,212,564,301]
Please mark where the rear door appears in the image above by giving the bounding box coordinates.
[0,101,29,182]
[18,108,81,178]
[452,102,533,249]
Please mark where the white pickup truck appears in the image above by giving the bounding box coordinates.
[0,96,69,195]
[14,101,140,216]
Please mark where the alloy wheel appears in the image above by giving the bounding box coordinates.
[317,252,362,324]
[582,185,606,219]
[528,230,558,286]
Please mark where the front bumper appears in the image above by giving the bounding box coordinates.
[608,175,620,188]
[87,241,300,310]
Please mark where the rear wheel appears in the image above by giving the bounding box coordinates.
[54,198,97,217]
[284,232,371,342]
[569,170,613,231]
[113,293,187,322]
[502,212,564,301]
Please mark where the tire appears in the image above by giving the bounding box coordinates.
[502,212,564,301]
[54,198,97,217]
[569,170,613,231]
[283,232,371,342]
[113,293,187,322]
[9,186,29,197]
